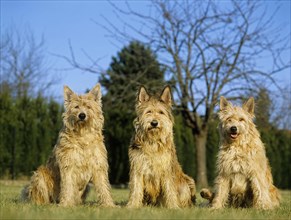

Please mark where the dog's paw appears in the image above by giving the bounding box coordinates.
[210,201,223,210]
[253,201,274,210]
[200,188,213,200]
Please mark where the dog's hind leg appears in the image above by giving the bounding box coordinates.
[251,176,276,209]
[178,174,196,207]
[185,174,196,204]
[23,166,54,204]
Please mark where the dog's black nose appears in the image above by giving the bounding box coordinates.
[230,126,237,133]
[151,120,158,127]
[79,113,86,120]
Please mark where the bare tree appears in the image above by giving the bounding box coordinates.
[0,27,55,98]
[61,1,290,187]
[99,0,290,187]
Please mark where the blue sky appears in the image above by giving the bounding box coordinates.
[1,1,290,101]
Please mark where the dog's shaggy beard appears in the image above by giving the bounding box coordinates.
[218,109,255,146]
[219,123,248,145]
[63,113,88,131]
[136,118,173,145]
[63,113,103,134]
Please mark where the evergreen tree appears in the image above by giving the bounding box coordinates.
[254,89,290,189]
[255,88,272,129]
[276,130,291,189]
[0,83,63,179]
[14,96,38,177]
[0,88,14,177]
[48,98,63,150]
[0,27,58,178]
[173,112,196,178]
[206,117,220,185]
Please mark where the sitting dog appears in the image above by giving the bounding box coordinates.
[201,96,280,209]
[21,84,115,207]
[127,86,196,208]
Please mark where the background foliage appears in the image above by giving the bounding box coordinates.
[0,40,290,189]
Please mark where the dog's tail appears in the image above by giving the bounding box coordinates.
[200,188,215,202]
[21,166,54,204]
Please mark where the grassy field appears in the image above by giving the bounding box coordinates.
[0,180,290,219]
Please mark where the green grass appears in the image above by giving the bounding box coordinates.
[0,180,290,219]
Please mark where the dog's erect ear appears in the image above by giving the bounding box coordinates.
[160,86,172,105]
[89,83,102,102]
[64,85,75,103]
[138,86,150,103]
[243,97,255,115]
[220,96,231,110]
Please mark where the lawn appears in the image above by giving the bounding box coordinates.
[0,180,290,219]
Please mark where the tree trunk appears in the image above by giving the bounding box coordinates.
[194,129,208,188]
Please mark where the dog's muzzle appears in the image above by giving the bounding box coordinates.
[78,113,86,121]
[229,126,238,139]
[151,120,158,127]
[149,120,159,130]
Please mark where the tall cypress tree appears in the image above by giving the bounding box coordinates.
[173,112,196,178]
[0,87,15,177]
[255,88,272,129]
[254,88,289,188]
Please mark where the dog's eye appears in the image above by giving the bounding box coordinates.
[146,110,152,114]
[75,106,79,109]
[239,118,245,122]
[159,111,164,115]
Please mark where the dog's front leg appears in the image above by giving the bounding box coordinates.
[127,172,144,208]
[251,176,273,209]
[211,176,230,209]
[162,178,180,209]
[92,169,116,207]
[59,168,78,206]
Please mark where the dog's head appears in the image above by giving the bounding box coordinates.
[218,96,255,143]
[63,83,104,131]
[135,85,174,140]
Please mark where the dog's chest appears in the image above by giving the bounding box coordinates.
[134,144,172,179]
[142,150,171,175]
[219,146,251,175]
[140,149,172,197]
[56,136,100,170]
[219,147,253,198]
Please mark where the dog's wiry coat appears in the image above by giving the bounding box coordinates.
[200,96,280,209]
[21,84,115,207]
[127,86,196,209]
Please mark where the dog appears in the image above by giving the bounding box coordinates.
[21,84,116,207]
[126,85,196,208]
[200,96,280,209]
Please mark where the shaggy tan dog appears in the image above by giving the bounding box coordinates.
[21,84,115,207]
[200,96,280,209]
[127,86,196,209]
